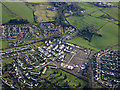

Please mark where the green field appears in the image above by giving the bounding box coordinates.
[103,7,119,20]
[66,22,118,50]
[2,2,34,23]
[42,68,87,88]
[79,2,102,14]
[2,5,18,24]
[83,16,107,29]
[32,3,57,22]
[90,22,118,49]
[66,37,99,51]
[91,10,105,17]
[0,58,13,64]
[66,16,88,30]
[0,42,9,49]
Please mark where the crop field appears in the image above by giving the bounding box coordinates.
[2,2,34,23]
[91,22,118,50]
[83,16,107,29]
[30,3,57,22]
[42,68,87,88]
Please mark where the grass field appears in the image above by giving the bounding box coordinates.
[66,16,88,30]
[90,22,118,49]
[2,5,18,24]
[32,3,57,22]
[79,2,102,14]
[91,10,105,17]
[42,68,87,88]
[0,58,13,64]
[2,2,34,23]
[83,16,107,29]
[66,22,118,50]
[103,7,119,20]
[0,42,9,49]
[66,37,99,51]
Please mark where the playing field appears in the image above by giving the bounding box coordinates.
[2,2,34,23]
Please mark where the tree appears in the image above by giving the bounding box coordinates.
[64,74,67,79]
[60,72,62,76]
[78,83,81,87]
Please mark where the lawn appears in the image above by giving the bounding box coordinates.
[83,16,107,30]
[0,42,9,49]
[90,22,118,50]
[2,2,34,23]
[66,16,88,30]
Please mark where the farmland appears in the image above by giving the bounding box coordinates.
[103,7,119,20]
[91,22,118,49]
[66,37,99,51]
[2,2,34,23]
[66,16,88,30]
[79,2,102,14]
[66,2,119,51]
[66,22,118,51]
[91,10,105,17]
[82,16,107,29]
[2,5,18,24]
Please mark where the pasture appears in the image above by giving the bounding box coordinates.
[2,2,34,23]
[83,16,107,29]
[91,22,118,49]
[66,16,88,30]
[79,2,102,14]
[2,5,18,24]
[103,7,119,20]
[66,37,99,51]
